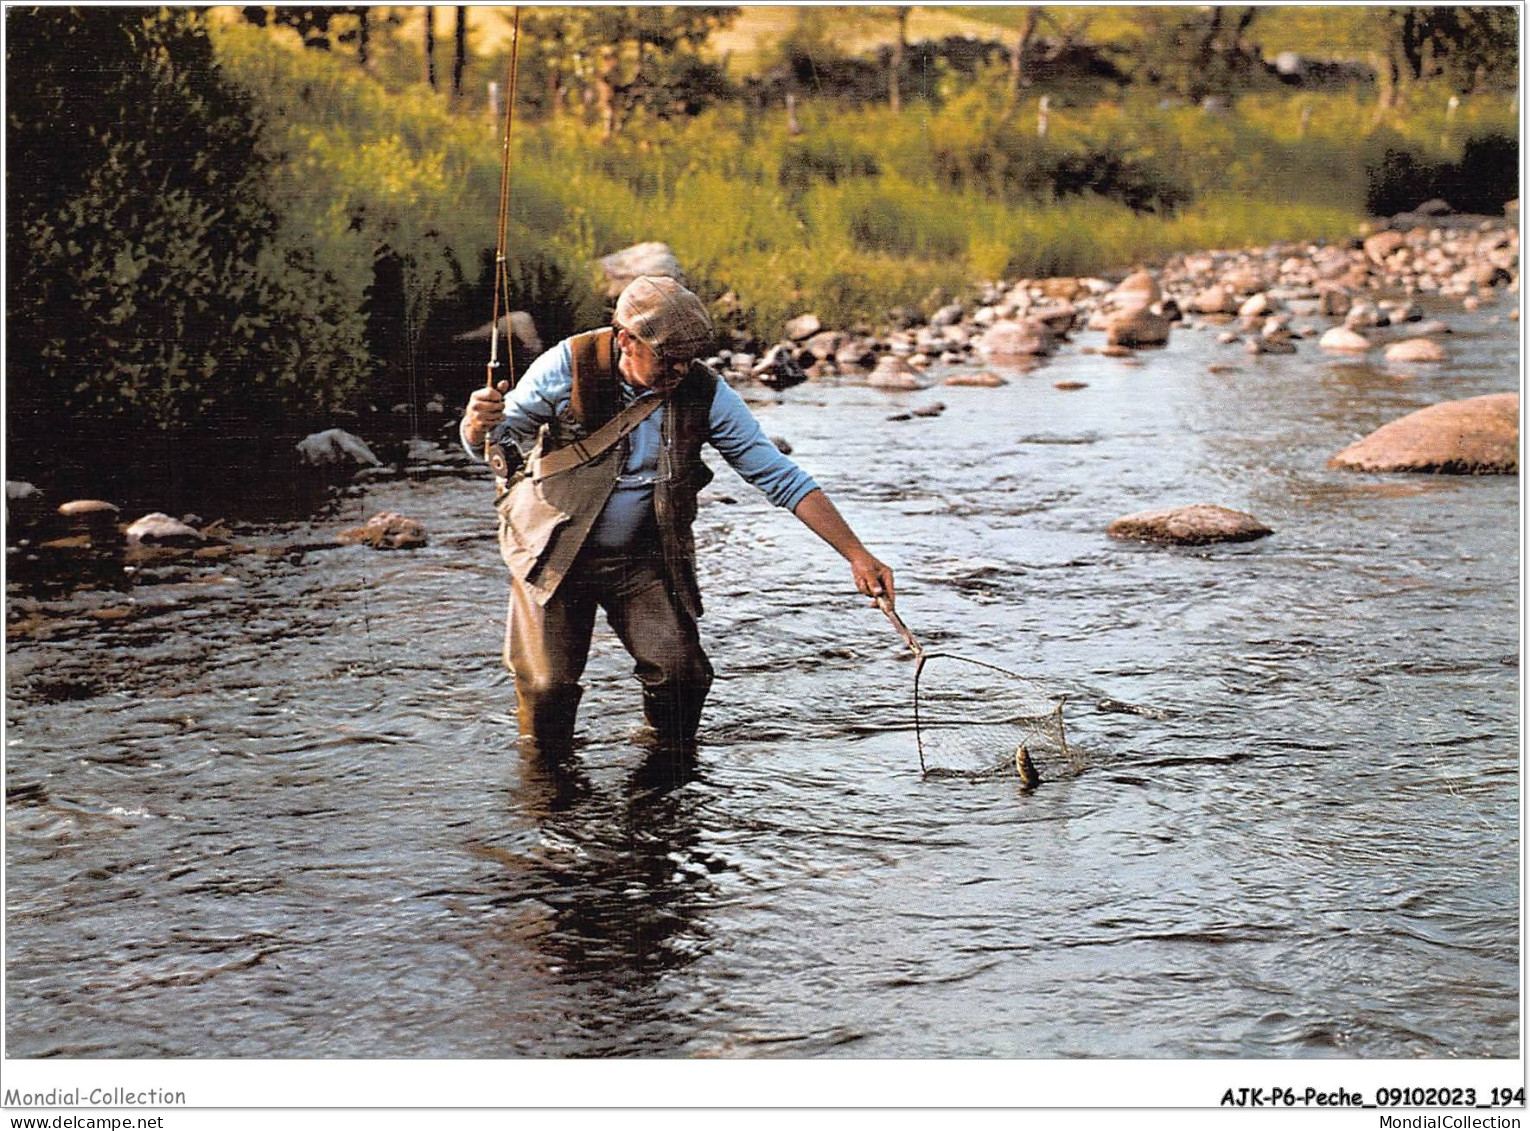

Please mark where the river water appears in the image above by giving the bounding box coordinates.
[5,293,1519,1060]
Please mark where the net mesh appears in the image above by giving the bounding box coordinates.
[912,653,1079,782]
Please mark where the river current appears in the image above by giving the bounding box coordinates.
[5,294,1519,1059]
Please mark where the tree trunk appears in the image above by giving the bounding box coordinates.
[596,45,619,139]
[452,6,466,101]
[1007,7,1040,108]
[423,6,436,90]
[357,8,371,69]
[889,6,908,112]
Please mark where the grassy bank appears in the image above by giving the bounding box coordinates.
[215,22,1515,344]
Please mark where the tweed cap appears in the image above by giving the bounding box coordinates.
[614,275,714,365]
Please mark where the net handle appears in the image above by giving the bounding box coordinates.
[876,595,922,658]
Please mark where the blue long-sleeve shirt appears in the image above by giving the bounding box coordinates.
[472,339,818,549]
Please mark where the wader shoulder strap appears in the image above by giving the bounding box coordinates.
[535,392,662,478]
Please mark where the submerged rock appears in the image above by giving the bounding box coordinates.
[1383,338,1448,364]
[1107,504,1273,546]
[1330,393,1518,474]
[943,371,1008,388]
[337,512,429,550]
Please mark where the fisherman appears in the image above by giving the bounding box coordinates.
[463,275,895,755]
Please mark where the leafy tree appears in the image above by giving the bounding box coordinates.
[1124,6,1266,104]
[1369,6,1518,112]
[520,6,739,135]
[7,7,365,491]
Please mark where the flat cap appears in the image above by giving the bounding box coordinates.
[614,275,714,365]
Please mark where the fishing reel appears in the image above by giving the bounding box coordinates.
[486,442,521,481]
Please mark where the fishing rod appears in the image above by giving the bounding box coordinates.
[484,7,522,474]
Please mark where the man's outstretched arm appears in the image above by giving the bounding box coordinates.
[792,489,895,606]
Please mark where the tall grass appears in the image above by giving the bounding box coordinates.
[211,22,1516,346]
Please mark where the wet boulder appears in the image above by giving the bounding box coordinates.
[1031,302,1079,335]
[751,344,810,391]
[1319,327,1372,353]
[1330,393,1518,474]
[801,330,847,360]
[834,339,878,370]
[6,481,47,531]
[126,513,204,546]
[1107,504,1273,546]
[1317,286,1352,318]
[598,242,685,298]
[337,512,429,550]
[1187,285,1239,315]
[866,356,926,390]
[979,318,1056,359]
[1110,270,1162,308]
[1105,306,1171,348]
[1364,230,1407,265]
[1383,338,1448,364]
[297,429,382,470]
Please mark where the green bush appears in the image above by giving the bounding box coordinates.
[6,8,368,491]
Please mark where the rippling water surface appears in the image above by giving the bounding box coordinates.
[6,297,1519,1058]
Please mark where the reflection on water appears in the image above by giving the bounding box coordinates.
[5,296,1519,1058]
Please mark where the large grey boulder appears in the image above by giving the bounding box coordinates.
[1107,504,1272,546]
[598,242,685,298]
[1330,393,1518,474]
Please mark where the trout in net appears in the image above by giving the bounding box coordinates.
[877,597,1081,783]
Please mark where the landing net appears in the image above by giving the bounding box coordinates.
[913,652,1078,781]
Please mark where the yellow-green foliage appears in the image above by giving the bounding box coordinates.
[211,21,1515,346]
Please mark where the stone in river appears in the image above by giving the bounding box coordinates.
[58,499,120,520]
[1107,504,1272,546]
[1319,326,1372,353]
[1105,306,1171,348]
[337,512,429,550]
[979,318,1056,358]
[1383,338,1448,364]
[943,371,1008,388]
[126,513,204,546]
[1330,393,1517,474]
[866,356,927,390]
[1110,270,1162,307]
[296,429,382,469]
[783,313,822,341]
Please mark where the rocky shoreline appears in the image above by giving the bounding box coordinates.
[7,204,1519,633]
